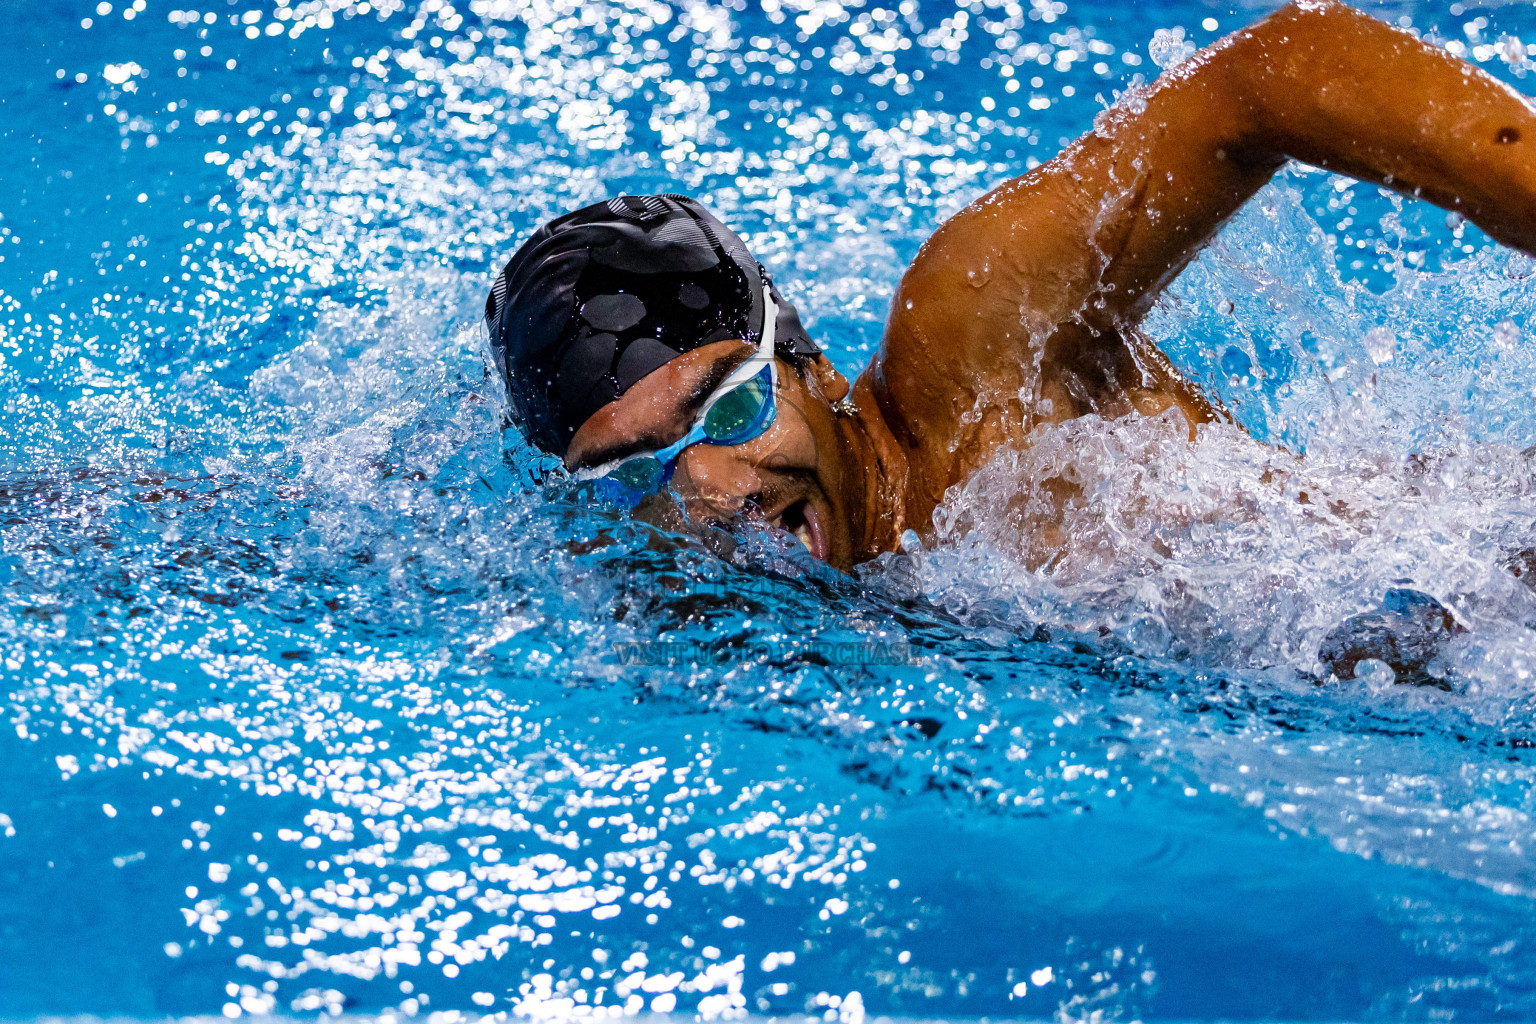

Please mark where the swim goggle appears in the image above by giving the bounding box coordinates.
[572,288,779,509]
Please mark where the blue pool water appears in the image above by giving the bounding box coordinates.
[8,0,1536,1019]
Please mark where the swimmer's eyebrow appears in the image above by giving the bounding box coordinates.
[570,347,754,470]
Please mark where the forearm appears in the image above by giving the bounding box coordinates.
[1059,0,1536,325]
[1234,0,1536,253]
[880,0,1536,439]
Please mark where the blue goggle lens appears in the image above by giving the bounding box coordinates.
[590,364,777,508]
[610,456,666,493]
[703,365,775,445]
[592,457,664,508]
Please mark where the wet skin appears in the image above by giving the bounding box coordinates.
[565,0,1536,571]
[565,341,884,568]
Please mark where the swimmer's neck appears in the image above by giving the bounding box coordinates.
[835,371,911,563]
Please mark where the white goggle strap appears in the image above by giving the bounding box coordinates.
[697,287,777,424]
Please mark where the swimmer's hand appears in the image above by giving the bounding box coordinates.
[1317,589,1465,689]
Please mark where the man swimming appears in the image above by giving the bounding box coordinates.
[485,0,1536,572]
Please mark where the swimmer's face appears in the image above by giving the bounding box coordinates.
[564,339,859,569]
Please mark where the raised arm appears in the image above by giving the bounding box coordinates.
[871,0,1536,498]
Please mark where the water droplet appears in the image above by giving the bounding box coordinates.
[1148,27,1195,69]
[1498,33,1527,68]
[966,261,991,288]
[1364,326,1395,365]
[1494,319,1521,352]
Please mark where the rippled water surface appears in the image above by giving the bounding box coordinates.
[8,0,1536,1019]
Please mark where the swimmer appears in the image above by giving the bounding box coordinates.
[486,0,1536,572]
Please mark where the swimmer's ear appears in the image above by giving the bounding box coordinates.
[803,354,850,405]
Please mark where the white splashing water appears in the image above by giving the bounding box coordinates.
[889,173,1536,706]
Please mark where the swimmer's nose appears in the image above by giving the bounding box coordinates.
[672,443,763,521]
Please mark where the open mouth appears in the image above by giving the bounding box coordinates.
[770,499,827,561]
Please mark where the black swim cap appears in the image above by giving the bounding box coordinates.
[485,194,820,456]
